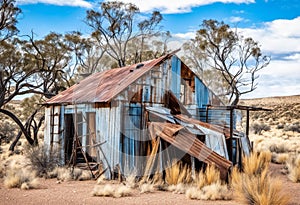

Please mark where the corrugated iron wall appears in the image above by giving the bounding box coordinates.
[96,105,121,179]
[44,55,231,178]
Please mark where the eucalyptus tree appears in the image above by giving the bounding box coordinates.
[185,20,270,105]
[0,0,20,42]
[85,1,163,67]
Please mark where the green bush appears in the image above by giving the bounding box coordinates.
[252,123,271,135]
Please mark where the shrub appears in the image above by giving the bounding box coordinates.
[25,144,61,177]
[284,123,300,133]
[0,121,17,143]
[269,143,289,153]
[276,124,284,129]
[252,123,271,135]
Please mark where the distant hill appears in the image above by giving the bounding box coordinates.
[240,95,300,122]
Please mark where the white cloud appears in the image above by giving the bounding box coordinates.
[284,53,300,60]
[238,53,300,98]
[16,0,92,8]
[173,32,195,40]
[105,0,255,14]
[229,16,246,23]
[238,17,300,54]
[171,17,300,98]
[235,17,300,97]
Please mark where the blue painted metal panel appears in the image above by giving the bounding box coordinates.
[195,77,209,108]
[171,56,181,99]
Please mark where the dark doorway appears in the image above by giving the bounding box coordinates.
[64,114,74,164]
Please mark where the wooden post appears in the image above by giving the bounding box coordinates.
[228,108,234,162]
[246,109,250,138]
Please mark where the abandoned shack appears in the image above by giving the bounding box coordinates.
[43,51,255,179]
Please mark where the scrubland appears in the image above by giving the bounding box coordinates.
[0,95,299,204]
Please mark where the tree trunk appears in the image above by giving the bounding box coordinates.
[0,109,34,146]
[231,91,240,106]
[9,130,22,151]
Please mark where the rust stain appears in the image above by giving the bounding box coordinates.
[45,52,178,105]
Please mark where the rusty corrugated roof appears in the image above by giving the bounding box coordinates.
[45,52,177,105]
[148,122,232,179]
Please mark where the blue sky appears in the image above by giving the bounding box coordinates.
[16,0,300,99]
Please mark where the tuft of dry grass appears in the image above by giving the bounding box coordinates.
[124,173,137,188]
[231,153,290,205]
[92,184,132,198]
[272,153,289,164]
[139,183,155,193]
[78,170,92,181]
[167,183,187,194]
[195,164,221,189]
[286,155,300,183]
[243,151,271,176]
[48,167,92,181]
[165,161,192,185]
[185,164,231,201]
[4,162,39,189]
[96,174,107,185]
[186,181,231,201]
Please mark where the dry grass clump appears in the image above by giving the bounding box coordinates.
[243,151,271,176]
[272,153,289,164]
[92,184,132,198]
[167,183,187,194]
[139,183,155,193]
[139,171,163,193]
[48,167,72,181]
[3,157,39,189]
[124,173,138,188]
[231,152,290,205]
[185,164,231,201]
[165,161,192,185]
[47,166,92,181]
[186,181,231,201]
[286,155,300,183]
[195,164,221,189]
[4,170,39,190]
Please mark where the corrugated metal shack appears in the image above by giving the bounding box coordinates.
[43,51,254,179]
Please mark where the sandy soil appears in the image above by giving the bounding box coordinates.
[0,163,299,205]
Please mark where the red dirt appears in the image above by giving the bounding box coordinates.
[0,163,299,205]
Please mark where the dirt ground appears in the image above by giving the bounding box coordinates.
[0,163,299,205]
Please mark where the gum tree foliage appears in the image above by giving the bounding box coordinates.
[0,0,20,42]
[184,20,270,105]
[2,32,91,150]
[85,1,163,67]
[0,0,91,149]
